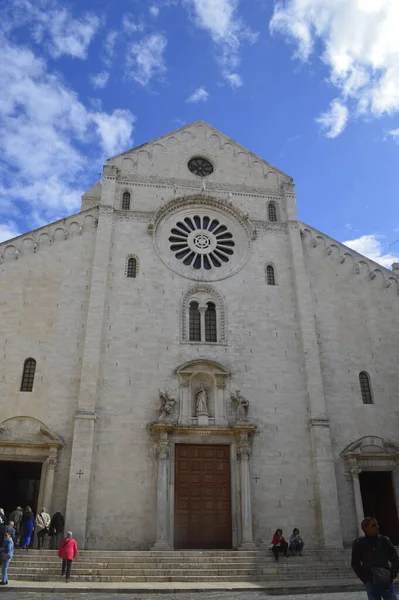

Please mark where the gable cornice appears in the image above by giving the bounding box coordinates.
[105,120,292,180]
[0,206,99,264]
[300,221,399,293]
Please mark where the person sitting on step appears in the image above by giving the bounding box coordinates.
[271,528,288,561]
[288,528,304,556]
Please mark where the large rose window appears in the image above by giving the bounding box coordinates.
[153,200,252,282]
[169,215,235,270]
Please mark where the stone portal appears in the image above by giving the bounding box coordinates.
[174,444,232,549]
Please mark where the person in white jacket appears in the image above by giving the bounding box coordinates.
[35,508,51,549]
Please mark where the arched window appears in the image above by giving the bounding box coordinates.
[189,301,201,342]
[268,202,277,222]
[205,302,217,342]
[359,372,373,404]
[122,191,131,210]
[127,257,137,278]
[266,265,276,285]
[20,358,36,392]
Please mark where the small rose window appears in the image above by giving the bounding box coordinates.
[187,157,214,177]
[169,215,235,270]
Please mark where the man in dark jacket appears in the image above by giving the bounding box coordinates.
[352,517,399,600]
[49,512,65,550]
[9,508,22,546]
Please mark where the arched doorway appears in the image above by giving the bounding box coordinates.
[342,436,399,543]
[0,417,63,517]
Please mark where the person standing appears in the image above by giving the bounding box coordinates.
[9,507,22,546]
[35,508,51,549]
[21,506,35,551]
[5,522,15,542]
[49,511,65,550]
[0,510,6,542]
[58,531,78,583]
[352,516,399,600]
[0,531,14,586]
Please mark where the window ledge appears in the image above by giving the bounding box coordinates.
[180,341,228,347]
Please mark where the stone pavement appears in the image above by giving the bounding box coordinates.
[0,593,369,600]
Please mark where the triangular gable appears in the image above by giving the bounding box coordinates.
[106,120,292,181]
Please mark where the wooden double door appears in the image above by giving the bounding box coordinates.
[174,444,232,549]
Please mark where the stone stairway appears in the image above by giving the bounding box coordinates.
[9,549,357,583]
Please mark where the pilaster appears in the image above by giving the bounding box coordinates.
[237,435,256,550]
[65,203,114,548]
[287,185,342,548]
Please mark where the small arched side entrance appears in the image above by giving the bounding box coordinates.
[0,417,64,515]
[342,436,399,543]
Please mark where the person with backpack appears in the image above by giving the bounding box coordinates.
[58,531,78,583]
[352,516,399,600]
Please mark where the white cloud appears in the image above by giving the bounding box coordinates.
[90,110,136,157]
[224,72,242,88]
[126,33,167,86]
[149,6,160,17]
[387,128,399,141]
[343,234,399,269]
[0,38,135,225]
[90,71,109,89]
[186,87,209,103]
[103,30,118,67]
[0,221,21,243]
[2,0,100,60]
[315,99,349,138]
[122,15,146,34]
[183,0,257,86]
[270,0,399,136]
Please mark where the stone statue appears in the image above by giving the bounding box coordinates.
[201,178,206,194]
[230,389,249,421]
[195,384,209,416]
[158,390,176,421]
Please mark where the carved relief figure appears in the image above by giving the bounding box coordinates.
[230,389,249,421]
[195,384,209,416]
[158,391,176,421]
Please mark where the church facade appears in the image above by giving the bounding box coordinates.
[0,121,398,551]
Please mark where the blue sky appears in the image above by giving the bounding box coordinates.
[1,0,399,267]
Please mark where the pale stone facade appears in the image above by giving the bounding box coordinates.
[1,121,398,551]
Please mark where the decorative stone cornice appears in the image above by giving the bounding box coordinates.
[301,222,399,294]
[73,410,98,422]
[308,418,330,428]
[114,210,155,222]
[0,207,99,265]
[116,173,284,199]
[147,423,256,438]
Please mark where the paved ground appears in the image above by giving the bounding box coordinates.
[0,592,368,599]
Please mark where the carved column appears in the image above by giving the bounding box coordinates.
[42,448,58,514]
[238,436,256,550]
[152,434,171,550]
[199,305,207,342]
[179,372,191,426]
[350,465,364,536]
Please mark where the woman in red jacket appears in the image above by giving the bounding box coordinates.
[271,528,288,561]
[58,531,78,582]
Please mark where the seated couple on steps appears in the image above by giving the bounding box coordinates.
[271,528,304,561]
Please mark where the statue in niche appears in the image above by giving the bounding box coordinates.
[158,390,176,422]
[195,384,209,417]
[230,389,249,422]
